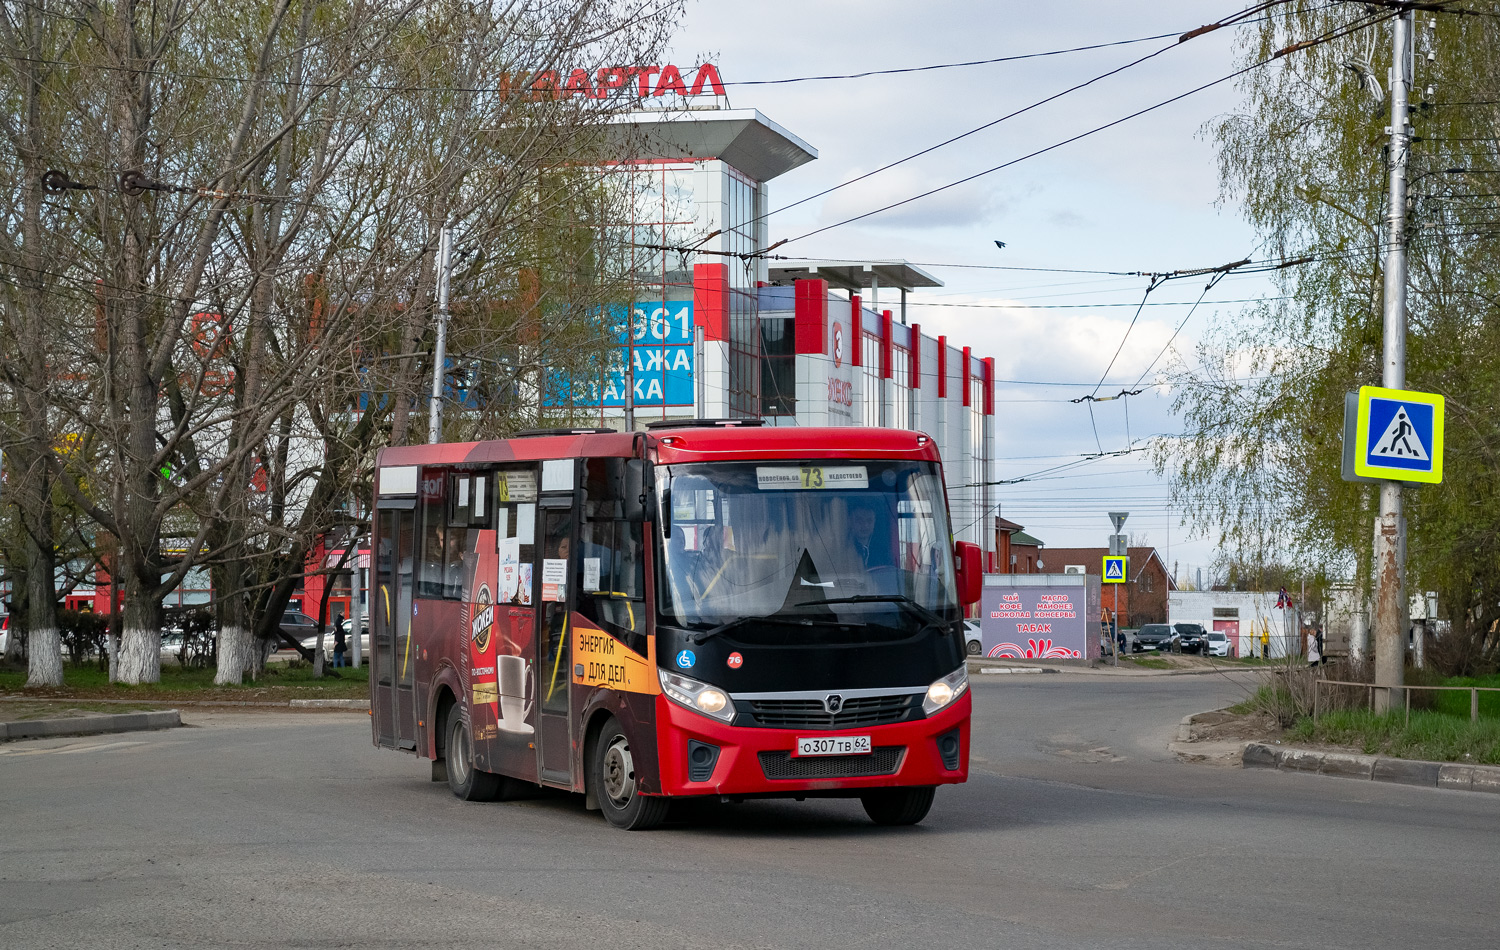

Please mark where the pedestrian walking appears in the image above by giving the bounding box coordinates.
[1260,625,1270,660]
[1307,627,1322,669]
[333,624,347,669]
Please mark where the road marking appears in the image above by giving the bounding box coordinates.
[55,740,150,754]
[0,739,149,756]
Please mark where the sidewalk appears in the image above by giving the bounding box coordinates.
[966,657,1253,677]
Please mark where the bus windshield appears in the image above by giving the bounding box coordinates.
[656,459,959,632]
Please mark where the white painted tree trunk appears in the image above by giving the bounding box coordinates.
[26,627,64,687]
[116,626,162,684]
[214,624,254,685]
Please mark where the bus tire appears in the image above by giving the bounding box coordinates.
[860,786,935,826]
[446,707,502,802]
[593,716,668,830]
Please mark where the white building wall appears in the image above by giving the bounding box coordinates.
[1167,590,1299,658]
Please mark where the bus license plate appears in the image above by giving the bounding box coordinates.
[795,735,872,757]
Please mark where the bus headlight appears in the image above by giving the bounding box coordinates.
[659,669,736,723]
[923,666,969,716]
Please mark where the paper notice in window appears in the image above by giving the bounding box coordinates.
[541,558,567,602]
[583,557,601,592]
[498,537,520,603]
[515,504,536,544]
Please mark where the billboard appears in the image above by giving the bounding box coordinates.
[980,582,1089,660]
[548,301,695,408]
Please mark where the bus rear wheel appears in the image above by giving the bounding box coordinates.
[446,708,502,802]
[593,716,668,831]
[860,786,935,826]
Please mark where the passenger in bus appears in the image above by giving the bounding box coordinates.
[443,528,467,600]
[541,532,571,710]
[848,502,878,568]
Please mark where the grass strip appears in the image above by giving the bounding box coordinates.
[1290,708,1500,765]
[0,663,370,702]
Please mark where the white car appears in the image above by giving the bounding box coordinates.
[299,624,371,663]
[964,619,982,656]
[1205,631,1231,657]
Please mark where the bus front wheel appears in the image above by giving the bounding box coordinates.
[860,786,935,826]
[593,716,668,831]
[446,708,502,802]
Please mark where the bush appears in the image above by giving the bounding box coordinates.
[164,607,217,668]
[57,609,108,667]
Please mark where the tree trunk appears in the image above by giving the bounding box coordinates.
[115,569,162,684]
[213,564,254,684]
[23,520,62,687]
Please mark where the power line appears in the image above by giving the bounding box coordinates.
[724,32,1181,86]
[899,295,1289,310]
[773,6,1400,248]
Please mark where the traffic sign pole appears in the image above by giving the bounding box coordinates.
[1372,8,1414,712]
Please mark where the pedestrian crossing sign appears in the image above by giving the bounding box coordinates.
[1353,385,1444,484]
[1102,556,1126,583]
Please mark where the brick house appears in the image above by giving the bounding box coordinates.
[1036,546,1175,627]
[994,517,1045,574]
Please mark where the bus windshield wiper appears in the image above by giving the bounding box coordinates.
[689,614,854,645]
[816,594,952,632]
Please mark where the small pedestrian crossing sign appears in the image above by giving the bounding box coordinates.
[1353,385,1444,484]
[1102,556,1126,583]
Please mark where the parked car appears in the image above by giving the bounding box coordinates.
[1174,623,1208,655]
[964,619,982,656]
[160,630,185,663]
[299,622,371,664]
[279,609,318,640]
[1205,631,1231,657]
[1135,623,1179,652]
[0,613,9,656]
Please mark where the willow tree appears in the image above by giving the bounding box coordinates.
[1161,5,1500,672]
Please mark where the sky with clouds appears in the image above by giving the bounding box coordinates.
[667,0,1293,581]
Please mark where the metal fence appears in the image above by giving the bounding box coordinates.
[1312,677,1500,727]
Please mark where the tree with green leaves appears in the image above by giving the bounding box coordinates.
[1161,4,1500,674]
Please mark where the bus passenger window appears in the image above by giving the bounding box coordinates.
[419,520,446,599]
[578,519,646,655]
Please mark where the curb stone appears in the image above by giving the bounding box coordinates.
[1242,742,1500,793]
[0,709,181,742]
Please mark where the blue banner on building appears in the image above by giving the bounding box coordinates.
[549,302,695,408]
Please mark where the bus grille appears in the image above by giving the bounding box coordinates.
[744,694,917,730]
[758,747,904,780]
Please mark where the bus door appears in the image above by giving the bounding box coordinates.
[374,501,418,750]
[533,460,578,786]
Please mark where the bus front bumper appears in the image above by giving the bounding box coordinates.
[653,691,970,798]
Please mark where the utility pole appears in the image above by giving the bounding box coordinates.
[427,226,454,444]
[1372,8,1414,712]
[1108,511,1128,665]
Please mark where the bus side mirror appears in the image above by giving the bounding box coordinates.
[623,459,647,523]
[954,542,983,606]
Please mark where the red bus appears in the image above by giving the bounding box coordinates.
[370,421,982,829]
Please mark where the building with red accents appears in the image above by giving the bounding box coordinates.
[563,106,1000,567]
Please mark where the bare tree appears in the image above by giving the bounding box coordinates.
[1,0,685,686]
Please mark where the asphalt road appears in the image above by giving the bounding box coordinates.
[3,670,1497,949]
